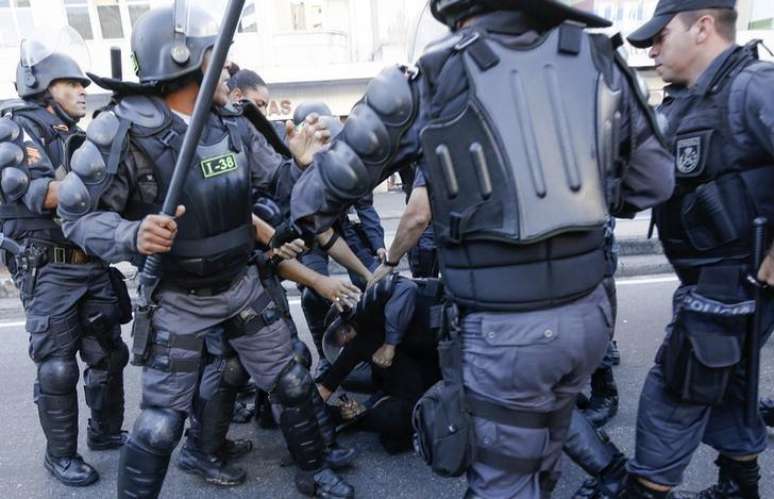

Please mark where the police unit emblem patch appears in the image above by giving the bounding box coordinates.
[200,152,238,179]
[676,136,701,174]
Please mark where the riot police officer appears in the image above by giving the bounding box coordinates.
[624,1,774,497]
[283,0,674,496]
[0,37,129,486]
[58,5,354,498]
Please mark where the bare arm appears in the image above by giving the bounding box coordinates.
[367,186,431,288]
[318,228,372,282]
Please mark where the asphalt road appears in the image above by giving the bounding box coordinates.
[0,274,772,499]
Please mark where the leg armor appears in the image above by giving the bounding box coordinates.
[117,408,184,499]
[79,298,129,448]
[192,354,250,455]
[273,361,354,498]
[36,357,80,458]
[564,410,627,498]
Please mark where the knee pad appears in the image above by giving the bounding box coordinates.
[273,361,314,408]
[131,408,185,454]
[221,355,249,388]
[110,341,130,372]
[38,358,79,394]
[292,338,313,371]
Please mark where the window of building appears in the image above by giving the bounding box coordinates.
[277,0,326,32]
[239,1,257,33]
[126,0,150,27]
[64,0,94,40]
[1,0,35,47]
[96,0,123,39]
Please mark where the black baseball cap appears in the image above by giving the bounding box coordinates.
[628,0,736,48]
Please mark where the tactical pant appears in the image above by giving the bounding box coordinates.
[462,284,612,498]
[628,282,774,487]
[13,262,129,458]
[141,266,292,412]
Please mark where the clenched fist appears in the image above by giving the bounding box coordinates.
[136,205,186,256]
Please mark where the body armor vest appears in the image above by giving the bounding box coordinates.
[655,43,774,269]
[418,24,624,311]
[0,100,73,235]
[120,97,254,288]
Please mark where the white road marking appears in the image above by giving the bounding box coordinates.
[0,320,25,329]
[616,275,678,286]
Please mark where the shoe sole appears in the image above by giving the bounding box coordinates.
[43,459,99,487]
[176,461,246,487]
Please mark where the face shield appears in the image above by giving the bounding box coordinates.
[20,26,91,73]
[407,0,451,64]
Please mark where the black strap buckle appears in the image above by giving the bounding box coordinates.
[53,247,66,264]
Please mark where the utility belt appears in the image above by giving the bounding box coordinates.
[659,265,758,406]
[412,303,572,483]
[20,239,93,266]
[130,272,279,368]
[157,266,247,297]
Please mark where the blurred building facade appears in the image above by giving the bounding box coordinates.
[0,0,772,117]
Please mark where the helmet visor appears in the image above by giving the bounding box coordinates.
[20,26,90,72]
[408,0,450,63]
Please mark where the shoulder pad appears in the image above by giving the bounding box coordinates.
[58,171,91,217]
[86,111,121,147]
[363,65,414,127]
[0,138,24,169]
[0,99,36,117]
[114,95,167,129]
[70,140,107,184]
[0,117,21,142]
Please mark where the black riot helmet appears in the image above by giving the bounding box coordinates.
[429,0,612,30]
[130,2,221,84]
[15,29,91,98]
[293,101,333,125]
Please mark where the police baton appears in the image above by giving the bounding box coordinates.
[746,217,767,426]
[137,0,245,305]
[110,46,122,80]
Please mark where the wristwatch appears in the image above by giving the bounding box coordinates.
[384,256,400,267]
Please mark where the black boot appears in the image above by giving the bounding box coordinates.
[38,392,99,486]
[565,410,627,498]
[609,341,621,366]
[44,453,99,487]
[222,438,253,460]
[623,477,671,499]
[87,418,128,450]
[574,455,627,499]
[672,455,760,499]
[583,367,619,427]
[276,362,354,498]
[759,398,774,428]
[176,442,246,486]
[117,438,171,498]
[295,468,355,499]
[84,360,127,451]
